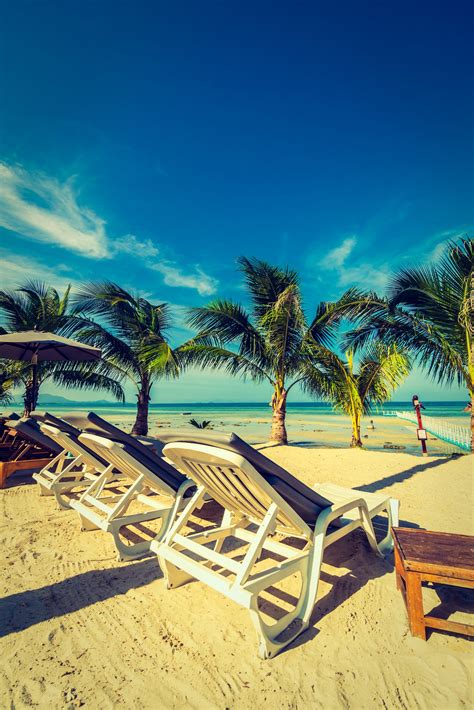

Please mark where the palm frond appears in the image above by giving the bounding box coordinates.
[178,342,273,384]
[50,367,125,402]
[358,345,410,413]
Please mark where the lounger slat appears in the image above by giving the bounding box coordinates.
[173,533,242,573]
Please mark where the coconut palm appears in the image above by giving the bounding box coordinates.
[73,283,179,436]
[339,237,474,449]
[302,344,410,446]
[0,362,22,406]
[0,282,124,414]
[181,257,356,444]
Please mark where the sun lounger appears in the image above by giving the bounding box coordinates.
[153,433,399,659]
[31,411,163,509]
[32,414,118,508]
[0,418,61,488]
[64,417,195,560]
[0,412,20,443]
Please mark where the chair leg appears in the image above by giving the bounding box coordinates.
[373,498,399,556]
[160,558,195,589]
[247,535,325,659]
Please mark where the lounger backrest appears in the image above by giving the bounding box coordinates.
[0,412,20,422]
[41,424,110,471]
[6,419,62,455]
[164,442,312,537]
[158,430,333,525]
[63,411,166,456]
[79,432,186,495]
[31,411,81,438]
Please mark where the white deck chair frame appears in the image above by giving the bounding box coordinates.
[32,424,120,509]
[69,433,195,561]
[153,443,399,659]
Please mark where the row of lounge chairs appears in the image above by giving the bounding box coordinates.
[2,410,399,659]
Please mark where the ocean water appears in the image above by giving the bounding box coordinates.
[23,400,470,456]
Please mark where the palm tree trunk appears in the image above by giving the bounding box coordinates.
[470,390,474,453]
[132,379,150,436]
[23,363,39,416]
[350,412,362,448]
[270,388,288,444]
[470,390,474,454]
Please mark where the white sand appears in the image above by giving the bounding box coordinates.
[1,448,472,709]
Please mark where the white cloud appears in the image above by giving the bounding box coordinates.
[0,162,218,297]
[113,234,160,259]
[425,227,472,263]
[0,249,79,292]
[150,262,218,296]
[0,162,109,258]
[334,262,391,291]
[319,235,357,269]
[318,235,390,292]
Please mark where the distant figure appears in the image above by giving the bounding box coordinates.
[367,419,375,430]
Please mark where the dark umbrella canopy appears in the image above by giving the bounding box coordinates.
[0,331,101,415]
[0,331,101,362]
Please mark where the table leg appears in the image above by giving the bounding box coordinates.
[394,545,403,591]
[405,571,426,640]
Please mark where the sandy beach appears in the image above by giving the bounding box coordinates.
[1,446,472,709]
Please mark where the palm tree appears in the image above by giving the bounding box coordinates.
[181,257,354,444]
[73,283,179,436]
[339,237,474,450]
[0,361,22,406]
[302,344,410,446]
[0,282,124,414]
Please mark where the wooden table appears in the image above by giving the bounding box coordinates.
[393,527,474,640]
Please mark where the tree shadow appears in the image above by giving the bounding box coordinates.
[356,456,455,493]
[0,558,161,638]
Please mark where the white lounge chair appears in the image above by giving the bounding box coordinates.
[153,437,399,659]
[69,432,195,561]
[33,422,117,509]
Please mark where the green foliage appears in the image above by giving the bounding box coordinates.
[73,282,179,398]
[302,343,410,445]
[340,237,473,393]
[182,257,346,389]
[0,282,124,405]
[189,419,213,429]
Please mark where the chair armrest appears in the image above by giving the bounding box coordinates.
[314,497,371,534]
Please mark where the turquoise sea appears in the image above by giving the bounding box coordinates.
[20,400,470,456]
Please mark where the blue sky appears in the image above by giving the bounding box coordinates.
[0,1,472,403]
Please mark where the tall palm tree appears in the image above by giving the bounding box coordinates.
[338,237,474,450]
[0,282,124,414]
[181,257,354,444]
[73,283,179,436]
[302,344,410,446]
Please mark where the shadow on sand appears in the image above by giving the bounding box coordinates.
[356,456,456,493]
[0,558,162,638]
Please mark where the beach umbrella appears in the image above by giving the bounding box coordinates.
[0,330,101,414]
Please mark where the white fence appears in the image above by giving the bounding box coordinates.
[390,410,471,452]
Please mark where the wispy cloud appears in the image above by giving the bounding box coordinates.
[318,235,390,292]
[425,227,472,262]
[0,162,218,296]
[150,262,218,296]
[0,162,109,258]
[319,235,357,269]
[0,249,79,292]
[113,234,160,258]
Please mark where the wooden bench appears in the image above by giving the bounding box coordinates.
[393,527,474,640]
